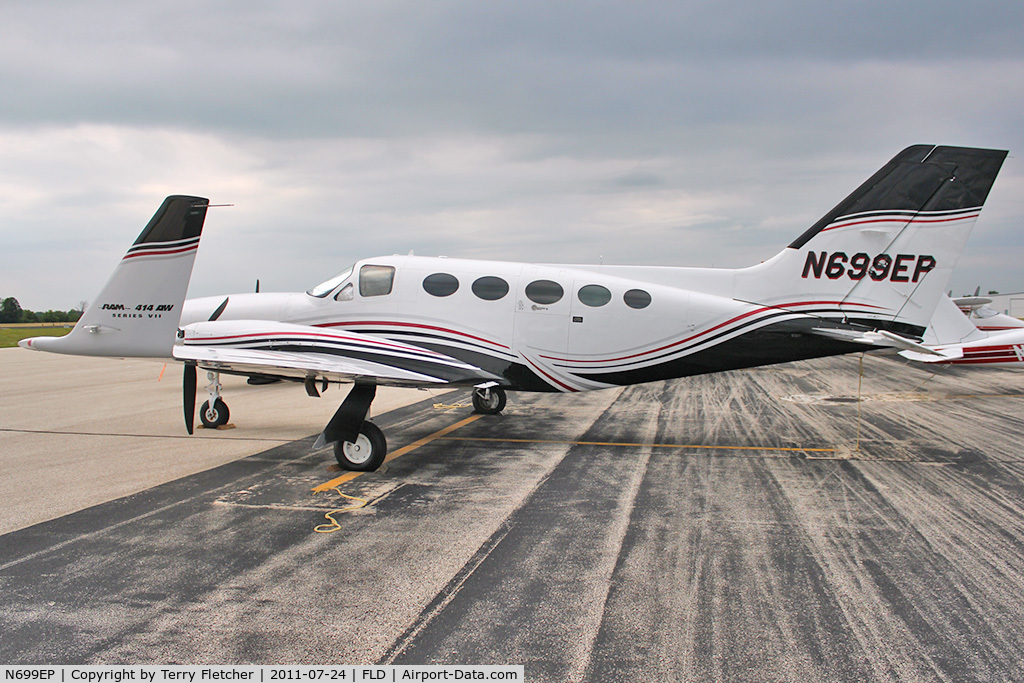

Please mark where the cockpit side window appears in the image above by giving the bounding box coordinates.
[334,283,354,302]
[307,266,354,298]
[360,264,396,297]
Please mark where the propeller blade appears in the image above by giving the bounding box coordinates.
[183,363,197,434]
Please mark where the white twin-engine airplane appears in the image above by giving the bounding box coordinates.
[21,145,1007,471]
[953,292,1024,333]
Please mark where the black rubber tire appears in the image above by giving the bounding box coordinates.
[333,421,388,471]
[472,387,507,414]
[199,398,230,428]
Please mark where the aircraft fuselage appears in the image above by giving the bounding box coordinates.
[181,254,856,393]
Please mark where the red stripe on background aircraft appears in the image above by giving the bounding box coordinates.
[21,145,1008,471]
[899,293,1024,368]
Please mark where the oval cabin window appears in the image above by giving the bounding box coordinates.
[578,284,612,307]
[623,288,652,309]
[526,280,564,305]
[422,273,459,297]
[472,276,510,301]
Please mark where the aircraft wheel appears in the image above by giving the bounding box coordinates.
[334,421,387,471]
[200,398,230,429]
[472,386,507,415]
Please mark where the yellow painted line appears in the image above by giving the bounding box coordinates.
[439,435,835,453]
[312,470,365,492]
[312,414,484,493]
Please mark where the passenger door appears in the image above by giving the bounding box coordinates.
[513,266,571,363]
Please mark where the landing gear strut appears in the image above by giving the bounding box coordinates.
[315,382,388,471]
[313,381,506,472]
[200,371,230,428]
[472,385,507,415]
[183,365,230,434]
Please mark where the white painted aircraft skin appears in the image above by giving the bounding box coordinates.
[174,251,929,394]
[903,331,1024,368]
[177,201,989,393]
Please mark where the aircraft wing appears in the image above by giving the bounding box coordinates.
[172,320,505,387]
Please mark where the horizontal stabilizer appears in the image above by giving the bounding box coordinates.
[810,327,949,355]
[899,347,964,363]
[952,296,993,309]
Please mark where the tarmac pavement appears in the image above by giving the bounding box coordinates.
[3,349,1024,681]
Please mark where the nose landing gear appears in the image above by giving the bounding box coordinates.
[199,371,230,428]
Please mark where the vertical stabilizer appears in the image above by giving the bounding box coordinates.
[20,196,210,358]
[736,145,1007,337]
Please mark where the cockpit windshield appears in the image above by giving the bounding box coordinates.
[306,266,354,298]
[975,306,999,319]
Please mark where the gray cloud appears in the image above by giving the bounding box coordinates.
[1,0,1023,309]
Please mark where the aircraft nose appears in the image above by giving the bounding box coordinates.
[18,338,36,350]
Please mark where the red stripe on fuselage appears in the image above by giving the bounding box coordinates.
[541,299,887,364]
[938,344,1023,365]
[540,306,772,364]
[523,356,577,392]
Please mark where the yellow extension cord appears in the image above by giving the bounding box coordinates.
[313,485,369,533]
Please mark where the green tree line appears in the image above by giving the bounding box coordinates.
[1,297,83,324]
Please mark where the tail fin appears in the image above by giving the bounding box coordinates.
[20,196,210,358]
[736,145,1007,337]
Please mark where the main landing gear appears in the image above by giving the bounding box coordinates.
[333,421,387,471]
[314,382,388,472]
[317,383,508,472]
[183,367,509,473]
[472,385,507,415]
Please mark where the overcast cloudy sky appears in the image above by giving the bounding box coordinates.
[2,0,1023,311]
